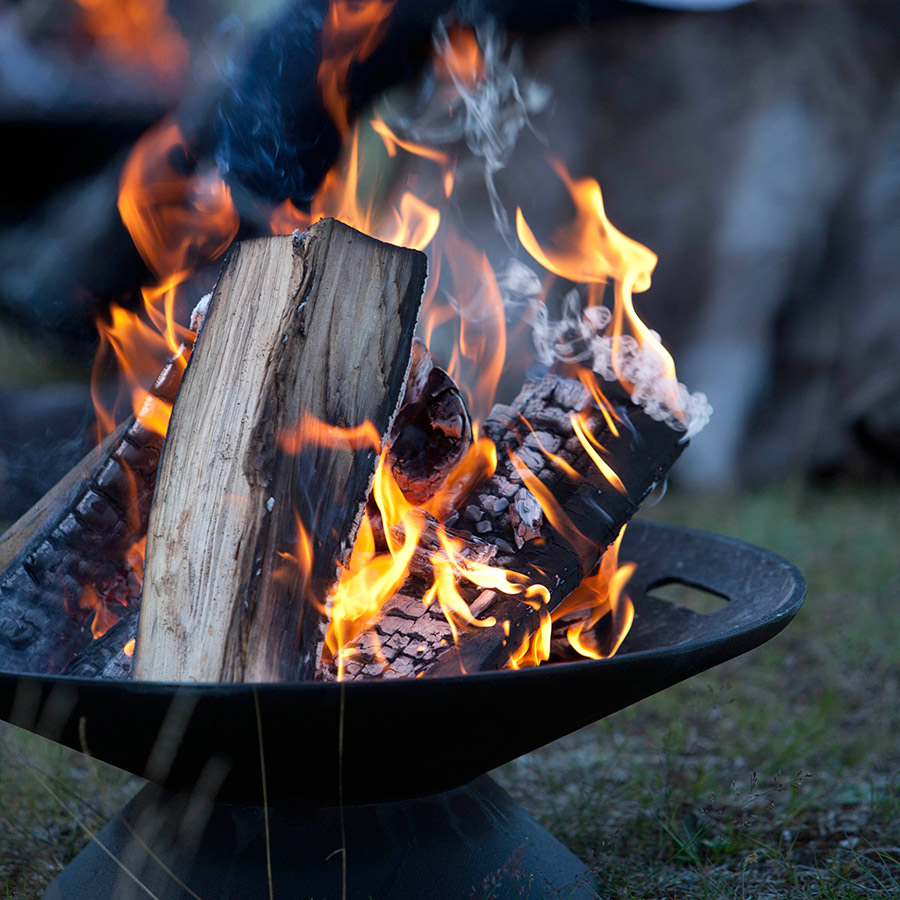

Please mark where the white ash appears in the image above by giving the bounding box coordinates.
[498,260,712,439]
[190,292,213,334]
[266,496,275,512]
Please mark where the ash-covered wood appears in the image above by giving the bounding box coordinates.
[332,374,686,680]
[0,343,189,675]
[134,220,426,684]
[400,515,498,581]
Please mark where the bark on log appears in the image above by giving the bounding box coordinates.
[333,374,686,680]
[0,343,189,675]
[134,220,426,683]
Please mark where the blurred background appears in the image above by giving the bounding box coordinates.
[1,0,899,521]
[1,0,898,896]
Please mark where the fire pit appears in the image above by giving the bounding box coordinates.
[0,519,804,899]
[0,8,808,898]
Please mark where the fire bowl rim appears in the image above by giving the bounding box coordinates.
[0,520,806,804]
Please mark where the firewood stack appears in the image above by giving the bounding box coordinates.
[0,220,686,683]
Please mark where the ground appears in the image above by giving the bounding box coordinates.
[1,481,898,899]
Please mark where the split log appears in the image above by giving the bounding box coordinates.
[134,219,426,683]
[333,375,686,680]
[0,341,190,675]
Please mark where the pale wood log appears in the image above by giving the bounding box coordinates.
[135,219,426,683]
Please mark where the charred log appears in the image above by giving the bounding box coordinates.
[0,342,190,675]
[389,340,473,505]
[335,375,686,680]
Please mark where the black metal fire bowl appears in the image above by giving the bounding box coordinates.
[0,520,805,806]
[0,520,805,900]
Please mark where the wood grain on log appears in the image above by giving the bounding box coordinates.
[135,220,426,683]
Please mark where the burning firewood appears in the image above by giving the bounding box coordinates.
[0,339,190,675]
[331,374,685,680]
[133,219,427,683]
[388,338,473,505]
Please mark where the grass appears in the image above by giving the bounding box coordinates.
[1,480,899,897]
[493,481,900,899]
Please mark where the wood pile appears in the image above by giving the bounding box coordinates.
[0,221,685,682]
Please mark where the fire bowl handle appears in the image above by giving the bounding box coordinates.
[619,519,805,655]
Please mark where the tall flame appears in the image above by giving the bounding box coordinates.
[516,158,682,412]
[118,119,239,283]
[92,119,239,441]
[319,0,397,140]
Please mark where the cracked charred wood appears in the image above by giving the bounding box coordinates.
[334,374,686,680]
[396,514,497,582]
[0,341,191,675]
[134,220,426,684]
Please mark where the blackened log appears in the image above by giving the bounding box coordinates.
[134,221,426,683]
[389,340,473,505]
[335,374,685,679]
[0,342,190,675]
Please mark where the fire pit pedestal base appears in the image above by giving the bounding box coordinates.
[44,774,596,900]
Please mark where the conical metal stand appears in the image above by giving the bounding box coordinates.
[45,775,597,900]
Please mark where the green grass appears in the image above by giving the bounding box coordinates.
[1,481,899,898]
[0,725,137,898]
[493,481,900,899]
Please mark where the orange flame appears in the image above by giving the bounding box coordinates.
[508,526,635,667]
[269,126,441,252]
[440,231,507,422]
[422,550,496,662]
[578,369,622,439]
[273,510,315,588]
[434,23,485,88]
[421,428,497,522]
[326,452,423,678]
[118,119,239,283]
[319,0,396,140]
[94,117,237,441]
[73,0,188,81]
[508,449,593,561]
[95,21,655,673]
[570,414,627,495]
[370,113,450,166]
[79,585,121,639]
[278,413,383,456]
[516,159,682,412]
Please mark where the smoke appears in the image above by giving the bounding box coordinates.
[391,19,550,241]
[497,260,712,439]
